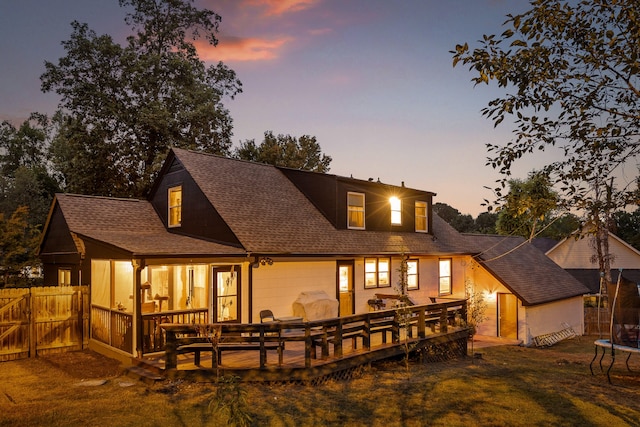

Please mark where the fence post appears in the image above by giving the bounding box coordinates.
[28,289,35,358]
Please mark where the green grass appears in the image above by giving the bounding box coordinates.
[0,336,638,426]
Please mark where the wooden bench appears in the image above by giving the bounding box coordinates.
[313,318,396,359]
[177,341,283,368]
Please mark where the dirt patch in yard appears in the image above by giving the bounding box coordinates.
[39,349,125,379]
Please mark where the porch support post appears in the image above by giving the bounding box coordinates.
[133,258,145,358]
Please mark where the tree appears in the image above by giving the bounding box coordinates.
[0,114,60,230]
[0,113,48,177]
[475,211,498,234]
[234,131,332,172]
[613,208,640,250]
[495,171,558,240]
[452,0,640,284]
[0,206,41,287]
[433,202,483,233]
[41,0,242,197]
[542,212,580,241]
[433,203,474,232]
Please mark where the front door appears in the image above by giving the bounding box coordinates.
[212,266,240,323]
[337,261,354,316]
[498,293,518,339]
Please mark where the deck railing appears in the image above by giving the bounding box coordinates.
[91,306,133,353]
[162,299,467,371]
[141,308,208,353]
[91,305,208,354]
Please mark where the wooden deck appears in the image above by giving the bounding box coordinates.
[135,300,469,383]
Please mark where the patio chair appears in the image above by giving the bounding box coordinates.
[260,309,277,323]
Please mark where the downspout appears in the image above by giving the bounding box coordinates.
[132,258,145,358]
[248,255,260,324]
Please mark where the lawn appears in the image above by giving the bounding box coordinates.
[0,336,638,426]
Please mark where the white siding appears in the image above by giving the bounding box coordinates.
[548,234,640,269]
[251,261,336,320]
[524,296,584,343]
[468,262,585,345]
[248,256,472,320]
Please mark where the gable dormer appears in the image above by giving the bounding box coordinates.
[279,168,434,233]
[148,151,242,247]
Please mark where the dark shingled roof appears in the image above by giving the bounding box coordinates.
[47,149,475,258]
[54,194,245,257]
[172,148,473,255]
[465,234,590,306]
[565,269,640,294]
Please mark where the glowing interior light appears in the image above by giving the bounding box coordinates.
[390,196,401,224]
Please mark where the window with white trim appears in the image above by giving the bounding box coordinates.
[407,260,419,290]
[439,258,452,295]
[415,201,428,232]
[347,192,365,229]
[390,196,402,225]
[168,186,182,227]
[365,257,391,288]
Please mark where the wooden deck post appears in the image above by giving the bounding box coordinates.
[304,327,312,368]
[439,306,448,333]
[392,314,400,344]
[259,328,266,368]
[334,321,344,357]
[164,328,178,369]
[363,316,371,350]
[417,308,426,338]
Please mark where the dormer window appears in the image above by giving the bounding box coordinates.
[347,192,365,229]
[415,201,428,232]
[168,186,182,227]
[390,196,402,225]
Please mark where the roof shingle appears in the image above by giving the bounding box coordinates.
[465,234,590,305]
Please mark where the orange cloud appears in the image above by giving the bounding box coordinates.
[247,0,320,16]
[194,36,292,62]
[308,27,332,36]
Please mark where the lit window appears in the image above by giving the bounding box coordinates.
[439,259,452,295]
[347,192,365,229]
[58,268,71,286]
[390,196,402,225]
[168,186,182,227]
[364,257,391,289]
[415,201,428,232]
[407,260,419,290]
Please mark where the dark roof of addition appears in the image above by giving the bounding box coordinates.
[52,193,245,257]
[464,234,590,306]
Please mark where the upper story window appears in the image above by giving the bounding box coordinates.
[390,196,402,225]
[168,186,182,227]
[415,201,428,232]
[347,192,365,230]
[58,268,71,286]
[439,258,452,295]
[365,257,391,288]
[407,260,419,290]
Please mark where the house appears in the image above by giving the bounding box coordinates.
[545,231,640,295]
[464,234,589,343]
[38,147,586,360]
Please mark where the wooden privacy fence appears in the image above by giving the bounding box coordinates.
[585,307,610,337]
[0,286,89,361]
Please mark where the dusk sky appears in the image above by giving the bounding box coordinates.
[0,0,549,216]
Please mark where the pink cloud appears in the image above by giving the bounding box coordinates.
[308,27,332,36]
[194,36,292,62]
[246,0,320,16]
